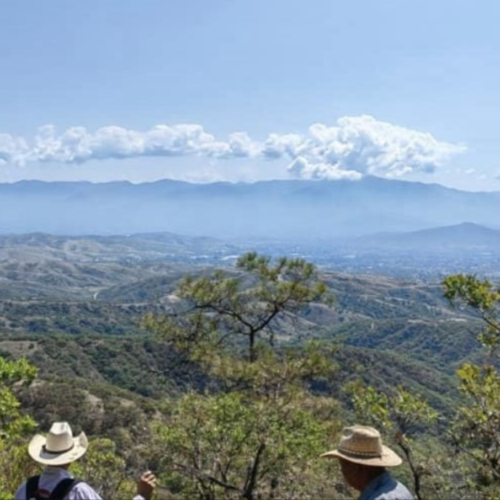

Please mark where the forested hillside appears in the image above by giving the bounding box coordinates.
[0,236,498,499]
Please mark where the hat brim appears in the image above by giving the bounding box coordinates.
[28,432,88,466]
[321,444,402,467]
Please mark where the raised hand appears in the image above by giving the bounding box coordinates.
[137,470,156,500]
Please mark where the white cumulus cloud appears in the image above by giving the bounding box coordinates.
[0,116,466,181]
[31,124,234,163]
[0,133,28,166]
[265,115,466,180]
[288,156,363,181]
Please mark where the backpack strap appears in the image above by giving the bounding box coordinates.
[26,476,41,500]
[48,478,82,500]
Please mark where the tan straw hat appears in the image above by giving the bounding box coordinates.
[28,422,88,466]
[321,425,402,467]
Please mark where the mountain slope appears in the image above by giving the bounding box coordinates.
[0,336,459,412]
[0,232,237,300]
[356,222,500,251]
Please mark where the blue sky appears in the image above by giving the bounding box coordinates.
[0,0,499,190]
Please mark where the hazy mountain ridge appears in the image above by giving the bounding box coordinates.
[0,231,236,262]
[355,222,500,251]
[0,232,238,300]
[1,177,500,238]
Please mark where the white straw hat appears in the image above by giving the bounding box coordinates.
[28,422,88,466]
[321,425,402,467]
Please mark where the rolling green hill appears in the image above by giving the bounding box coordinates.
[0,233,487,500]
[0,233,483,427]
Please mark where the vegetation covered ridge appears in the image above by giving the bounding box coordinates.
[1,254,499,499]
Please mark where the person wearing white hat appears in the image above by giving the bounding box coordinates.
[14,422,156,500]
[321,425,414,500]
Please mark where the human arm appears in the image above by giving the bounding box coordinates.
[134,471,156,500]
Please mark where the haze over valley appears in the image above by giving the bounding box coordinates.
[1,177,499,278]
[2,177,500,239]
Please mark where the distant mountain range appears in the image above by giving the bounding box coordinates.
[1,177,500,239]
[353,222,500,252]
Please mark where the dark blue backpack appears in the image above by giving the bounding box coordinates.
[26,476,83,500]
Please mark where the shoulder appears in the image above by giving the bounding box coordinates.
[368,473,413,500]
[14,481,27,500]
[378,480,414,500]
[68,481,103,500]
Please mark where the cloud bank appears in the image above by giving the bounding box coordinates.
[1,116,465,180]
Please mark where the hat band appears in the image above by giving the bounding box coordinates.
[42,443,75,455]
[339,446,382,458]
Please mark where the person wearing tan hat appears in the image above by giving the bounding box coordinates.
[14,422,156,500]
[321,425,414,500]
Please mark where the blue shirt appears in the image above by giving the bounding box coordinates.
[358,471,414,500]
